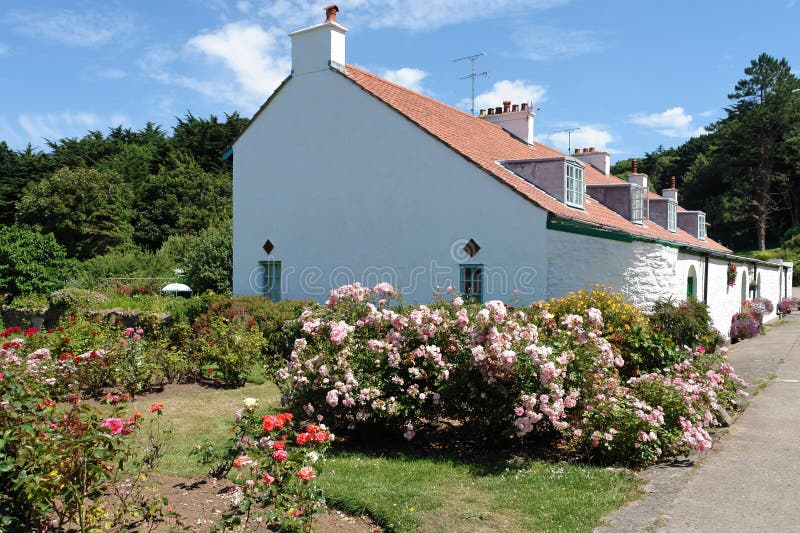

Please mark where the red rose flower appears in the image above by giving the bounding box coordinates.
[297,466,316,480]
[272,449,288,462]
[296,432,311,446]
[262,472,275,484]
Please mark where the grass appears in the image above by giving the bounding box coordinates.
[129,383,639,532]
[129,382,281,477]
[322,452,637,533]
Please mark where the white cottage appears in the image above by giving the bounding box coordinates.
[231,6,793,335]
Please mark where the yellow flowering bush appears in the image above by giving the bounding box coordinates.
[545,287,677,376]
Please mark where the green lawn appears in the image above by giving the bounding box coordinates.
[130,383,639,533]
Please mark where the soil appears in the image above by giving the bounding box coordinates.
[151,474,377,532]
[121,383,378,532]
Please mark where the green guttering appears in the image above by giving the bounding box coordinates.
[546,214,680,248]
[546,214,792,270]
[221,147,233,161]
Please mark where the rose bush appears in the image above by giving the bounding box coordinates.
[194,399,332,532]
[278,283,748,465]
[0,338,175,532]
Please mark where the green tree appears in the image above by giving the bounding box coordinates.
[0,142,54,225]
[717,53,800,250]
[0,226,67,297]
[171,112,248,173]
[16,167,134,259]
[183,220,232,294]
[133,153,232,251]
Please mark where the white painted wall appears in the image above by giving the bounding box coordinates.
[545,231,791,339]
[545,230,678,307]
[233,68,550,304]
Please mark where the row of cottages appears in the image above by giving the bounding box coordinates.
[231,6,793,337]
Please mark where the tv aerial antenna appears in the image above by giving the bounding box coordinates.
[453,52,487,116]
[552,127,581,153]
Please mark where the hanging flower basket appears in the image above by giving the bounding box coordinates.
[726,264,737,287]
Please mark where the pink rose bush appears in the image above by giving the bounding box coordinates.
[278,283,749,465]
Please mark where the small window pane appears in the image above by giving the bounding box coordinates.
[667,202,677,232]
[698,214,706,240]
[631,186,644,224]
[565,163,584,208]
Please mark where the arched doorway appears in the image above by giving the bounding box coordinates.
[687,265,697,298]
[741,271,747,309]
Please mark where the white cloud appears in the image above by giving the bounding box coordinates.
[459,80,547,112]
[628,107,707,138]
[96,68,128,80]
[537,125,616,153]
[381,67,428,93]
[6,9,136,47]
[512,25,605,61]
[141,22,291,111]
[0,111,130,148]
[188,23,291,107]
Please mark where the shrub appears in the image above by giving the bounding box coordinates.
[194,402,331,531]
[0,341,174,531]
[0,226,67,298]
[183,220,232,294]
[547,288,676,376]
[650,297,721,351]
[278,283,746,465]
[2,318,157,398]
[48,287,109,313]
[191,316,267,386]
[187,295,310,375]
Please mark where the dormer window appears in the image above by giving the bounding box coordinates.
[698,213,706,240]
[631,186,644,224]
[565,162,584,208]
[667,202,677,232]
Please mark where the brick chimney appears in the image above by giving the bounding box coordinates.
[572,146,611,176]
[288,4,347,75]
[479,101,535,144]
[627,158,648,190]
[662,175,678,202]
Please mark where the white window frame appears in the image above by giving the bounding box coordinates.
[565,162,584,208]
[698,213,706,240]
[667,201,677,232]
[630,186,644,224]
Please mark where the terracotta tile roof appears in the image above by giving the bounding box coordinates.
[341,65,730,254]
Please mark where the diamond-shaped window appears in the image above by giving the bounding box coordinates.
[263,239,274,255]
[463,238,480,258]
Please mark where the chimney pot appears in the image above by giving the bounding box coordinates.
[631,158,638,174]
[503,101,511,113]
[582,148,588,153]
[495,106,502,115]
[521,103,528,111]
[670,175,677,188]
[487,108,494,115]
[512,104,519,112]
[324,4,339,23]
[589,147,595,152]
[574,148,580,154]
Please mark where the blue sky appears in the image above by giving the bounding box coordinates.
[0,0,798,162]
